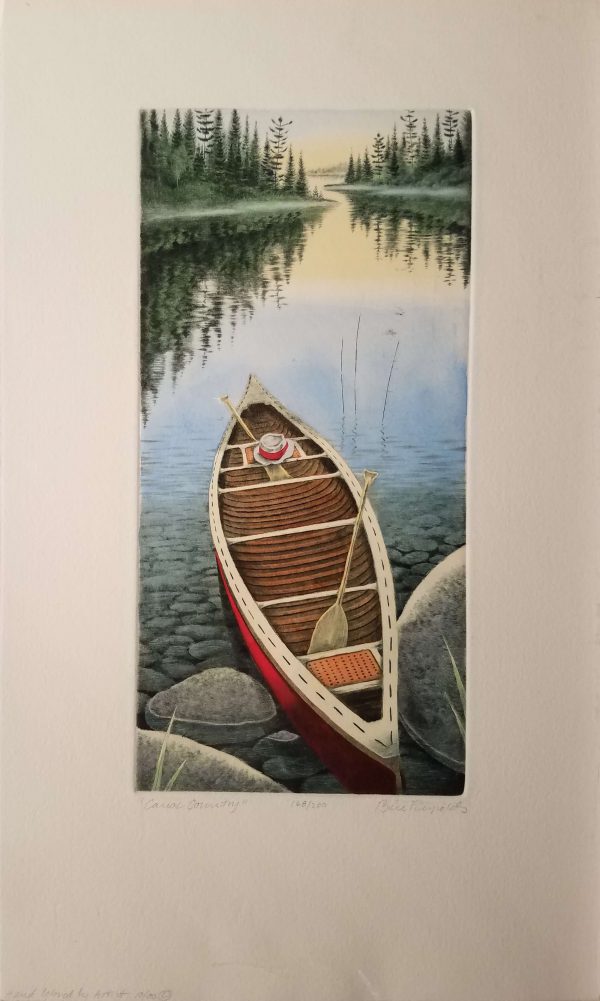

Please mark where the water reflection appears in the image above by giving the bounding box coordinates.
[345,191,471,286]
[140,207,325,419]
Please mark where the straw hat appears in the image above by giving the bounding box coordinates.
[253,432,295,465]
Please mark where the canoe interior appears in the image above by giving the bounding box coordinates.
[218,400,385,721]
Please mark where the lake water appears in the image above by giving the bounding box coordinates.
[138,177,469,794]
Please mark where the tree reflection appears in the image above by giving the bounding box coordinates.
[140,208,322,420]
[345,191,471,288]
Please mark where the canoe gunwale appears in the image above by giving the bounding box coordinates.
[209,374,400,767]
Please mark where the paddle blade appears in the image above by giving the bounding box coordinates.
[308,603,348,655]
[265,463,290,481]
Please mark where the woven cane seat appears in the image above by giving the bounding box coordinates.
[309,649,381,688]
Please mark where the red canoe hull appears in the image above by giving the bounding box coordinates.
[216,554,399,795]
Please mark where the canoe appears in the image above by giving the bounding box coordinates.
[209,374,402,794]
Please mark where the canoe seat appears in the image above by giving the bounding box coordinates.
[309,649,381,689]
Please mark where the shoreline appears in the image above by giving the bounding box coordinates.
[142,197,334,224]
[326,183,469,199]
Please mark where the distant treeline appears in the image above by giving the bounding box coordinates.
[344,111,471,187]
[141,109,320,205]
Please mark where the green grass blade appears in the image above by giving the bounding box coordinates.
[442,634,466,714]
[445,692,466,741]
[165,759,187,791]
[151,709,177,792]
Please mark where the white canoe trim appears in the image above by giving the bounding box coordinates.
[219,471,341,494]
[257,582,378,610]
[226,518,356,546]
[209,374,400,764]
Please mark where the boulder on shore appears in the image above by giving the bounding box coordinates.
[397,546,466,773]
[145,667,278,746]
[136,729,285,792]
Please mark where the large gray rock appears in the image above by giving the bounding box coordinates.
[397,547,466,773]
[136,729,285,792]
[145,667,278,745]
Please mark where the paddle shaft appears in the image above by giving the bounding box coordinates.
[220,395,256,441]
[335,470,377,608]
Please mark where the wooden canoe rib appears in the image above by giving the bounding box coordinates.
[209,374,402,794]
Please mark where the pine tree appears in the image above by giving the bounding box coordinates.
[241,115,250,183]
[400,110,418,167]
[140,111,151,178]
[282,147,296,193]
[345,153,356,184]
[442,109,459,154]
[260,137,275,188]
[419,118,431,165]
[354,156,363,182]
[372,133,385,175]
[430,114,444,168]
[295,154,308,197]
[388,147,399,180]
[172,108,184,148]
[362,149,373,180]
[208,109,226,184]
[195,108,214,159]
[269,116,293,186]
[247,123,260,187]
[226,109,242,185]
[453,129,465,166]
[460,111,472,164]
[148,110,159,180]
[183,109,195,164]
[158,111,170,182]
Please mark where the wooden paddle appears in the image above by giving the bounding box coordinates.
[220,395,290,481]
[308,469,378,655]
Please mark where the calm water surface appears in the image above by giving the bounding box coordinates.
[138,178,469,794]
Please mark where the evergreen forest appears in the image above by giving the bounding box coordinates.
[140,108,321,209]
[341,111,471,189]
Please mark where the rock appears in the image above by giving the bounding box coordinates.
[262,755,322,782]
[396,536,438,555]
[438,544,456,556]
[144,616,177,630]
[407,514,441,529]
[397,547,466,773]
[149,634,188,653]
[136,729,285,792]
[143,572,188,592]
[413,562,435,575]
[252,730,321,769]
[161,660,206,682]
[444,533,465,547]
[176,624,223,642]
[188,640,233,662]
[145,668,278,745]
[137,693,149,714]
[170,601,200,614]
[139,651,157,668]
[138,668,173,694]
[301,773,346,793]
[400,551,430,567]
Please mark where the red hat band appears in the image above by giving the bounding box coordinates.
[258,440,288,461]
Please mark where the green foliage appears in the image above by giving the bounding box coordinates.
[442,634,466,743]
[151,711,188,791]
[141,108,321,209]
[341,110,471,192]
